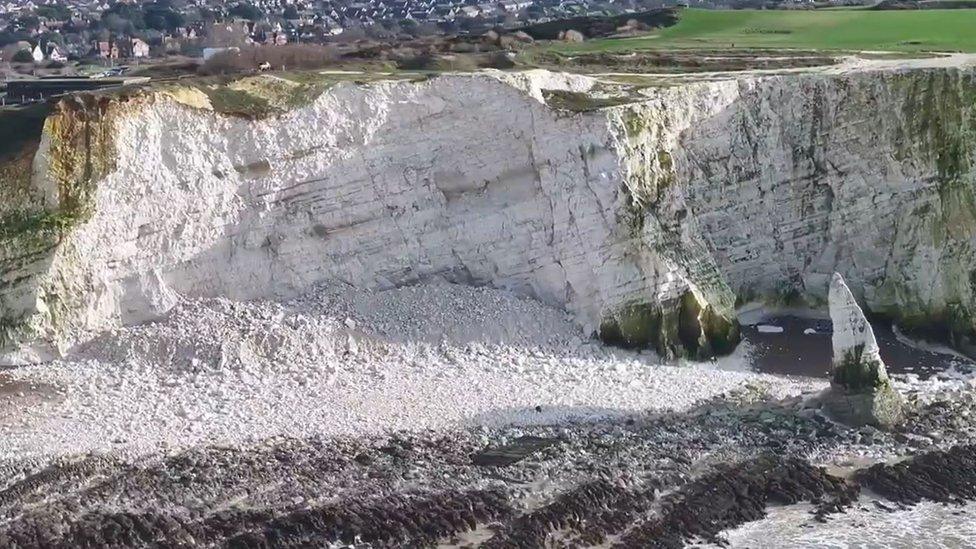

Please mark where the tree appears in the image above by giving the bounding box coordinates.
[0,31,31,47]
[11,49,34,63]
[458,18,481,32]
[228,2,263,21]
[439,20,459,34]
[339,24,367,41]
[39,32,65,48]
[139,29,164,44]
[35,5,72,21]
[103,2,146,29]
[144,3,185,31]
[198,7,220,22]
[16,15,40,29]
[399,19,419,36]
[103,13,137,35]
[283,5,300,19]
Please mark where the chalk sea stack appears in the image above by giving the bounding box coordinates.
[822,273,905,429]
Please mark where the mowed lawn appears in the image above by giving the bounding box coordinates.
[558,8,976,53]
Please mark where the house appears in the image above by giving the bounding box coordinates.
[130,38,150,58]
[95,40,120,59]
[45,43,68,62]
[163,35,182,54]
[31,43,44,62]
[500,0,532,11]
[264,31,288,45]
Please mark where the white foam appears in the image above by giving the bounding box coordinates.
[717,498,976,548]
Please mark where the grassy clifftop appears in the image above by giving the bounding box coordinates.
[160,72,425,119]
[555,8,976,53]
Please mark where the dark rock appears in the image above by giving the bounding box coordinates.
[613,455,858,547]
[471,436,557,467]
[858,444,976,505]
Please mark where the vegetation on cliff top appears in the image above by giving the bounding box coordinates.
[164,71,427,119]
[554,8,976,53]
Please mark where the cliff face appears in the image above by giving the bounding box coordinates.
[682,69,976,353]
[1,67,975,363]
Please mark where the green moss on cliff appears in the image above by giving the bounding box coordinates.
[678,291,740,357]
[0,94,119,350]
[600,302,664,350]
[0,96,114,253]
[605,102,741,359]
[613,105,684,213]
[599,300,685,359]
[882,70,976,352]
[46,96,116,217]
[600,290,740,360]
[198,84,275,119]
[622,108,647,137]
[0,104,51,219]
[892,70,976,188]
[0,210,83,240]
[832,343,890,392]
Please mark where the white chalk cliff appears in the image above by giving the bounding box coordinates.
[2,65,976,363]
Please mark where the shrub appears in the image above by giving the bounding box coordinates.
[395,53,478,71]
[11,49,33,63]
[200,44,341,75]
[479,52,516,69]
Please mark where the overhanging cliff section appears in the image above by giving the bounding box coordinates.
[1,67,975,363]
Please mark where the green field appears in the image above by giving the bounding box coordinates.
[559,8,976,53]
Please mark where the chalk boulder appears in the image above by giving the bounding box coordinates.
[822,273,904,428]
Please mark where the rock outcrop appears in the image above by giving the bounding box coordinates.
[822,273,904,428]
[1,65,976,363]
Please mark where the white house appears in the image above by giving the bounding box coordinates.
[130,38,150,58]
[46,43,68,62]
